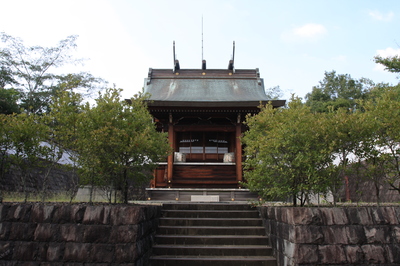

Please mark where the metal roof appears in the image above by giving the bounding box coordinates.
[143,68,285,108]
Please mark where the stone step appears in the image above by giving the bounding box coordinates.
[150,203,276,266]
[158,217,263,226]
[162,209,260,218]
[149,255,277,266]
[162,203,257,210]
[152,244,274,256]
[154,234,270,245]
[157,225,266,235]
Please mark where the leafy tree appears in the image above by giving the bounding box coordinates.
[243,97,335,206]
[7,113,48,202]
[0,88,20,114]
[75,88,171,203]
[47,90,84,202]
[265,85,283,100]
[0,114,14,202]
[305,70,374,112]
[374,55,400,74]
[0,32,103,114]
[324,108,374,203]
[362,86,400,195]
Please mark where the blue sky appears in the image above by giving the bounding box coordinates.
[1,0,400,100]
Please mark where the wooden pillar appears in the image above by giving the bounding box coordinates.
[235,113,243,185]
[167,113,174,185]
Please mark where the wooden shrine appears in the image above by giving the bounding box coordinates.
[145,43,285,189]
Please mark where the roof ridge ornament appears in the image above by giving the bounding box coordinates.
[173,41,180,73]
[228,41,235,72]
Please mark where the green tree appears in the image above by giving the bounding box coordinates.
[47,90,84,202]
[7,113,48,201]
[0,114,14,202]
[0,88,20,114]
[324,108,374,203]
[374,55,400,75]
[305,70,374,113]
[362,86,400,195]
[76,88,171,203]
[243,97,335,206]
[0,32,103,114]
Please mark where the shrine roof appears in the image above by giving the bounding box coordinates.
[143,68,285,108]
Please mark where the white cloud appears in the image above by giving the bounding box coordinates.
[374,47,400,72]
[293,23,327,38]
[376,47,400,58]
[369,11,394,21]
[281,23,327,42]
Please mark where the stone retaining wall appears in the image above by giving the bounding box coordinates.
[260,206,400,265]
[0,203,162,265]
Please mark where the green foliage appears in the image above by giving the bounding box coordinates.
[6,113,48,202]
[243,97,335,206]
[305,70,374,113]
[362,86,400,194]
[374,55,400,74]
[0,32,103,114]
[0,88,20,114]
[72,88,171,203]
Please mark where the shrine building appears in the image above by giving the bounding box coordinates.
[144,43,285,199]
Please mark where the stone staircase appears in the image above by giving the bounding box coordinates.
[149,203,276,266]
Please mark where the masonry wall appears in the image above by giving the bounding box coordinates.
[260,206,400,265]
[0,203,162,265]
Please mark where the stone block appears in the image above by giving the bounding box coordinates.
[294,244,319,264]
[12,241,37,261]
[52,204,72,224]
[91,244,114,263]
[64,243,91,262]
[0,242,12,260]
[114,244,136,263]
[361,244,387,263]
[380,207,399,224]
[319,245,346,264]
[6,204,32,222]
[290,225,323,244]
[111,206,143,225]
[30,204,55,223]
[60,224,83,242]
[0,222,11,240]
[0,204,10,221]
[323,226,348,244]
[320,208,348,225]
[110,225,138,243]
[47,243,64,262]
[70,204,86,223]
[345,225,366,244]
[34,223,58,242]
[9,222,37,241]
[385,244,400,263]
[83,205,110,225]
[344,245,364,264]
[347,207,372,225]
[282,239,295,258]
[371,207,389,225]
[83,225,111,243]
[364,226,391,244]
[286,208,323,225]
[394,226,400,243]
[277,222,290,240]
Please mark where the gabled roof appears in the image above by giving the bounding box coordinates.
[143,68,285,108]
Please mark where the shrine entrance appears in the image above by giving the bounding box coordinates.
[177,131,234,162]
